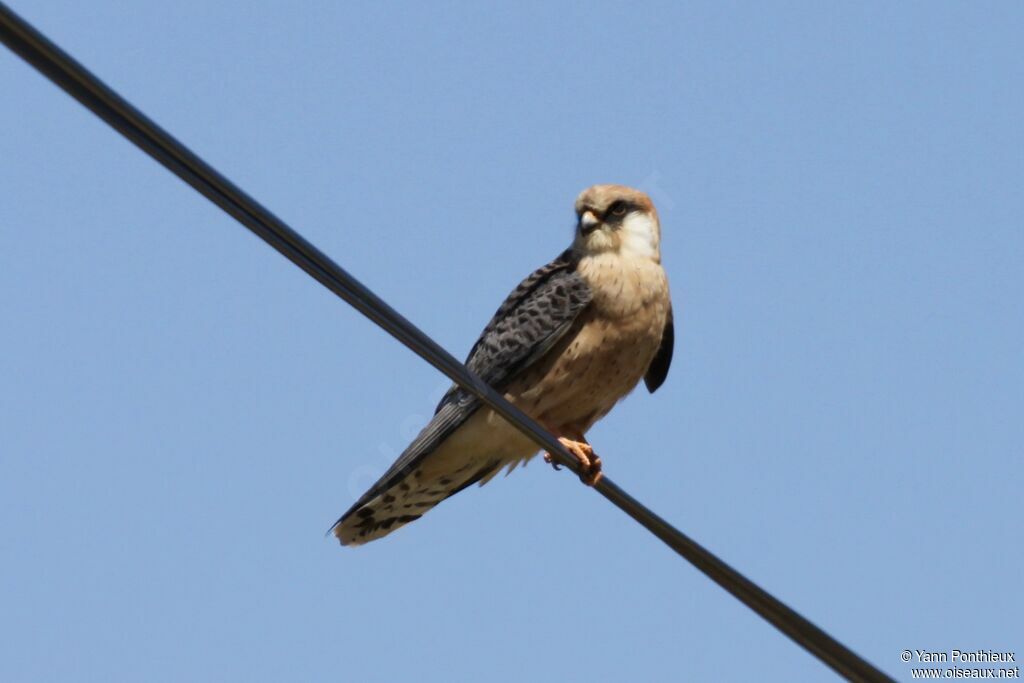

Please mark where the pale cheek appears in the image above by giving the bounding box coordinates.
[619,214,659,259]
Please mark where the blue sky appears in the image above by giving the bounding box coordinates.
[2,2,1021,681]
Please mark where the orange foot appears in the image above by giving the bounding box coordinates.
[544,437,603,486]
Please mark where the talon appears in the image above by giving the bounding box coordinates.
[581,454,603,486]
[550,437,603,486]
[542,451,562,471]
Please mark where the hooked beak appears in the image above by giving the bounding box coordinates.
[579,210,600,235]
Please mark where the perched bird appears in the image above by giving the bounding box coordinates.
[333,184,673,545]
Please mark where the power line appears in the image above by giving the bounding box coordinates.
[0,5,893,681]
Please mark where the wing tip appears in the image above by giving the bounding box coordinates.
[644,310,674,393]
[643,373,664,393]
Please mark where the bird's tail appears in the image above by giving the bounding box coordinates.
[332,459,503,546]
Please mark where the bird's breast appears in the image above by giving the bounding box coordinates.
[575,252,668,319]
[506,253,670,433]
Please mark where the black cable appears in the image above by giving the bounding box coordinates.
[0,5,894,681]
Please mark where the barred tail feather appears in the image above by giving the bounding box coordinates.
[332,459,502,546]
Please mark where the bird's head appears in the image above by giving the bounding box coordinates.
[572,184,661,261]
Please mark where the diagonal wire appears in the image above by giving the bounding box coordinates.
[0,4,894,681]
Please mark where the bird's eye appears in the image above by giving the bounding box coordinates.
[609,201,628,217]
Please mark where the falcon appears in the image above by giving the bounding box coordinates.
[333,184,673,545]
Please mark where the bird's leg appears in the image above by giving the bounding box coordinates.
[543,431,603,486]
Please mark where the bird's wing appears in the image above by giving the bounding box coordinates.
[333,250,592,541]
[644,303,674,393]
[435,248,592,412]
